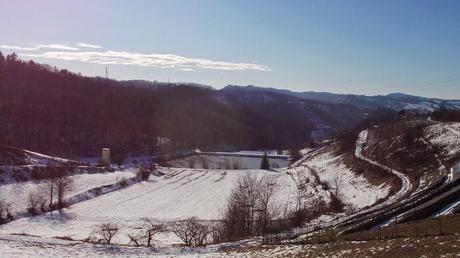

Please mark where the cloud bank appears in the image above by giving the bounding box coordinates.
[1,43,271,71]
[23,50,271,71]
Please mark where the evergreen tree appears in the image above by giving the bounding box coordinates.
[260,152,270,170]
[0,51,5,67]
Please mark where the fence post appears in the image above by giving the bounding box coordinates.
[394,216,398,238]
[438,215,443,235]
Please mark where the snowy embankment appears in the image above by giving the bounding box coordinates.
[286,148,390,210]
[355,130,412,207]
[0,170,137,217]
[424,122,460,184]
[0,167,295,245]
[424,122,460,157]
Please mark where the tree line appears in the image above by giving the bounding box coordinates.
[0,51,314,158]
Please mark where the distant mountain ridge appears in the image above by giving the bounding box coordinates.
[221,85,460,112]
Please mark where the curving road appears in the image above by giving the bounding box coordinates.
[354,130,412,208]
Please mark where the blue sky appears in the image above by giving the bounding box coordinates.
[0,0,459,98]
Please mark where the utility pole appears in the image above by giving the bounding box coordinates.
[105,66,109,79]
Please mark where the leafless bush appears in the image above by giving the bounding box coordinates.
[345,203,358,216]
[136,166,152,181]
[0,200,7,222]
[329,193,344,213]
[0,200,12,223]
[171,217,210,246]
[117,177,129,187]
[27,192,45,215]
[89,223,120,244]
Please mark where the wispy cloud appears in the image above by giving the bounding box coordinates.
[0,44,79,51]
[0,45,38,51]
[76,42,103,49]
[22,50,271,71]
[177,68,195,72]
[36,44,79,51]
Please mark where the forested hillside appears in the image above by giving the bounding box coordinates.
[0,52,393,158]
[0,52,314,157]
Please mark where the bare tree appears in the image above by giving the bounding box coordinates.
[171,217,210,247]
[142,218,165,247]
[127,232,143,247]
[42,176,57,208]
[257,177,278,233]
[55,176,74,208]
[218,174,281,241]
[331,170,343,199]
[92,223,120,244]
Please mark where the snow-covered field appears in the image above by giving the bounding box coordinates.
[0,167,296,245]
[0,139,401,251]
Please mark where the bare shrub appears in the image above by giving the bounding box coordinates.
[136,166,152,181]
[329,193,344,213]
[0,200,13,223]
[27,192,45,215]
[90,223,120,244]
[0,200,8,222]
[117,177,129,187]
[171,217,210,246]
[345,203,358,216]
